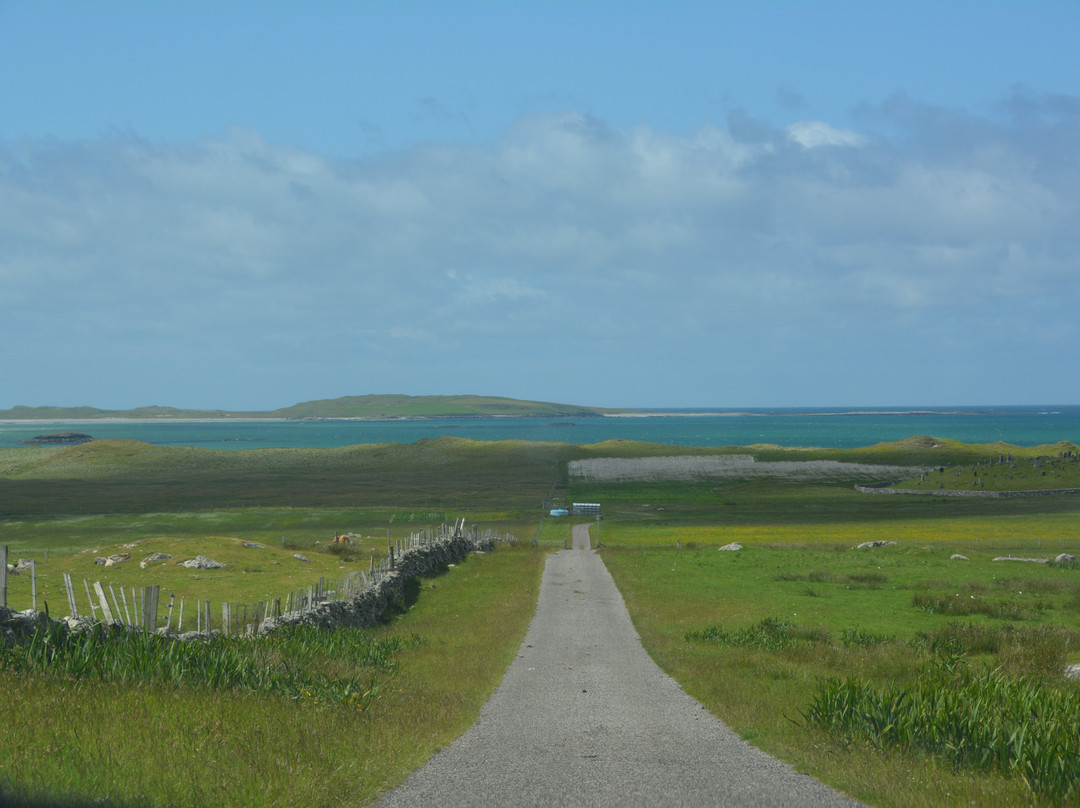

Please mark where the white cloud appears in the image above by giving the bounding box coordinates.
[1,92,1078,406]
[786,120,868,149]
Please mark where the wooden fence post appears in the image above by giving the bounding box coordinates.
[142,585,159,632]
[63,573,78,618]
[31,560,37,612]
[109,585,123,625]
[84,579,98,621]
[0,545,7,608]
[93,582,115,623]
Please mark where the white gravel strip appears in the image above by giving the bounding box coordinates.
[376,525,864,808]
[568,455,922,483]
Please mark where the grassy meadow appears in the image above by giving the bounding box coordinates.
[574,448,1080,806]
[3,434,1080,805]
[1,542,548,807]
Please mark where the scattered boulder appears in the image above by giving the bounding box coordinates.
[1065,664,1080,681]
[94,553,130,567]
[717,542,743,552]
[139,553,173,569]
[241,542,264,549]
[856,541,897,549]
[1055,553,1077,563]
[293,554,310,563]
[950,554,970,561]
[178,555,226,570]
[992,557,1049,564]
[14,559,35,572]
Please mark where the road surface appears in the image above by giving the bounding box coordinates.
[377,524,862,807]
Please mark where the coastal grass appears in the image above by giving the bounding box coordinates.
[6,435,1080,805]
[7,433,1065,520]
[0,437,572,517]
[602,541,1080,806]
[0,542,548,807]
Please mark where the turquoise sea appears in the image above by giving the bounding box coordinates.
[1,406,1078,450]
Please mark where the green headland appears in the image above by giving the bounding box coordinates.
[0,394,621,421]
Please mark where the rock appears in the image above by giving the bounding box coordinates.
[950,554,969,561]
[1055,553,1077,563]
[14,559,35,572]
[139,553,173,568]
[177,631,213,643]
[1065,664,1080,681]
[293,554,310,563]
[717,542,743,551]
[241,542,264,549]
[992,556,1049,563]
[178,555,226,569]
[95,553,130,567]
[856,540,897,549]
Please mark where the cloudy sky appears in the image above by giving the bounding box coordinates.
[2,1,1078,410]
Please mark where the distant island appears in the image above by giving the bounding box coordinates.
[0,395,624,421]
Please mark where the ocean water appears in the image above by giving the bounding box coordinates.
[1,406,1078,450]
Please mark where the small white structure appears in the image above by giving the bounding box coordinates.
[572,503,601,516]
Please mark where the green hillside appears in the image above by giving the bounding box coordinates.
[0,395,617,421]
[269,394,612,418]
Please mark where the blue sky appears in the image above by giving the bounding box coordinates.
[2,1,1078,410]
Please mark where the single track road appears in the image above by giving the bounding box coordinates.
[376,524,864,807]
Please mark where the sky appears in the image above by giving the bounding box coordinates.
[2,1,1079,410]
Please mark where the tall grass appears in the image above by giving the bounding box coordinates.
[685,616,830,650]
[805,657,1080,803]
[1,622,408,709]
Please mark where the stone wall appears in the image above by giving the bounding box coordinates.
[1,527,506,647]
[855,484,1080,499]
[255,531,488,634]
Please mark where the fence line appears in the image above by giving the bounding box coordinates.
[3,521,516,637]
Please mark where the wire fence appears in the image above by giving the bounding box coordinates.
[1,519,517,635]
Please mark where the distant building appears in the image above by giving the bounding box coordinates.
[571,502,601,516]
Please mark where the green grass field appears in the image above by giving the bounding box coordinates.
[1,543,548,807]
[4,435,1080,806]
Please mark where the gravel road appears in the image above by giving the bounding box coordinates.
[376,524,863,807]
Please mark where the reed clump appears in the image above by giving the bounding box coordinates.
[0,622,410,709]
[685,616,830,650]
[805,655,1080,803]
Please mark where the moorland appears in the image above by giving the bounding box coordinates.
[2,435,1080,806]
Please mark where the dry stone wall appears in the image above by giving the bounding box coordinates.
[1,525,507,647]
